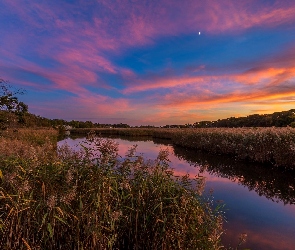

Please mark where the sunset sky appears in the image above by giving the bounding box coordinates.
[1,0,295,126]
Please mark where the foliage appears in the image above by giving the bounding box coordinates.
[0,79,28,128]
[0,129,223,249]
[192,109,295,128]
[0,79,27,112]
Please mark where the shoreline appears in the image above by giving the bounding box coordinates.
[69,127,295,168]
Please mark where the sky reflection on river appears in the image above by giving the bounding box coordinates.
[58,136,295,249]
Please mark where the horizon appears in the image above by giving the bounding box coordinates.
[21,108,294,127]
[1,1,295,126]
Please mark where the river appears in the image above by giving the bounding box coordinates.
[58,135,295,249]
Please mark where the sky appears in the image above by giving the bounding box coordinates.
[1,0,295,126]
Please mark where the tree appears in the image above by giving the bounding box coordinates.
[0,79,28,128]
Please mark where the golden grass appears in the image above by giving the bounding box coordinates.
[71,127,295,167]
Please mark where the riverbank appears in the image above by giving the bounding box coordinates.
[0,128,223,249]
[70,127,295,168]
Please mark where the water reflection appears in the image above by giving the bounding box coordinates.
[172,145,295,205]
[151,136,295,205]
[63,134,295,204]
[60,135,295,249]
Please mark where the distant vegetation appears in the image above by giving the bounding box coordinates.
[2,108,295,130]
[191,109,295,128]
[162,109,295,128]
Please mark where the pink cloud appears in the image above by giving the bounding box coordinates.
[3,0,295,52]
[8,0,292,52]
[72,93,133,115]
[56,49,117,74]
[123,75,206,94]
[101,0,295,46]
[199,1,295,33]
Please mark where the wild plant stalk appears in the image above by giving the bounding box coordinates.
[0,130,223,249]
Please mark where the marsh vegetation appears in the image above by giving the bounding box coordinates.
[61,134,295,249]
[71,127,295,168]
[0,129,223,249]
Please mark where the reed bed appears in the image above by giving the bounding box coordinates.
[71,127,295,168]
[0,128,57,163]
[0,129,223,249]
[170,127,295,168]
[70,128,155,137]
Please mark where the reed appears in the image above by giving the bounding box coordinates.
[0,129,223,249]
[170,127,295,168]
[70,127,295,167]
[70,128,155,137]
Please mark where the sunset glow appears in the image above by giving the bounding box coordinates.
[1,0,295,125]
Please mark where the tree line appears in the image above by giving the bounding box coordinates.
[192,110,295,128]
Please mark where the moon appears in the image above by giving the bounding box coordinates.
[199,31,201,35]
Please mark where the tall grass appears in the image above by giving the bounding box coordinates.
[71,127,295,167]
[171,127,295,168]
[0,128,57,163]
[0,129,223,249]
[70,128,155,137]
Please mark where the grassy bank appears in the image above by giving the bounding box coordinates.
[0,129,223,249]
[70,127,155,137]
[71,127,295,168]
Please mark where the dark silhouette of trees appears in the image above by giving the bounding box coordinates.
[0,79,28,129]
[192,109,295,128]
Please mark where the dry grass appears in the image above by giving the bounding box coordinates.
[171,127,295,168]
[71,127,295,168]
[0,129,223,249]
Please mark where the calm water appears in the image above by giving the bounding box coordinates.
[58,135,295,249]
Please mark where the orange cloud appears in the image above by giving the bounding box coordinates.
[122,43,295,117]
